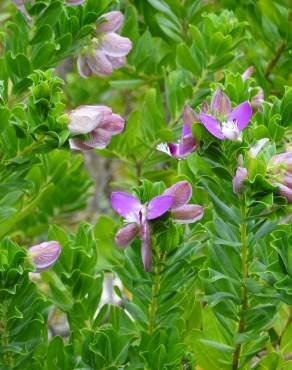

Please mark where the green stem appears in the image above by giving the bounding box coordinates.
[148,253,164,335]
[0,303,12,367]
[264,41,286,79]
[232,195,249,370]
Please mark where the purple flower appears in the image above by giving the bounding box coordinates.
[270,151,292,202]
[77,11,132,78]
[66,0,85,5]
[28,241,61,272]
[111,191,173,271]
[68,105,125,151]
[199,88,253,141]
[157,105,198,159]
[163,181,204,223]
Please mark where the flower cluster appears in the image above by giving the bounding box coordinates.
[78,11,132,78]
[111,181,204,271]
[68,105,125,151]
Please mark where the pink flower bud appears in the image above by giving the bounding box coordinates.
[115,224,140,248]
[68,105,112,135]
[140,222,152,272]
[251,88,264,110]
[97,11,124,33]
[276,183,292,202]
[28,241,61,272]
[100,32,132,57]
[242,66,255,81]
[172,204,204,224]
[87,50,113,76]
[233,167,248,193]
[107,55,127,69]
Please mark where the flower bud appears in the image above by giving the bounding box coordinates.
[28,241,61,272]
[172,205,204,224]
[115,224,139,248]
[233,167,248,193]
[242,66,254,81]
[68,105,112,135]
[163,181,192,209]
[140,222,152,272]
[251,88,264,110]
[211,88,231,117]
[97,11,124,33]
[276,183,292,202]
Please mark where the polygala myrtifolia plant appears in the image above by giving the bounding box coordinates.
[0,0,292,369]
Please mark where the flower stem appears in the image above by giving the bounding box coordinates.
[148,252,164,335]
[232,195,249,370]
[264,42,286,78]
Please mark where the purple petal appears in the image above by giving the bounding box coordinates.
[115,223,140,248]
[211,88,231,117]
[283,174,292,188]
[87,50,113,76]
[251,88,264,110]
[111,192,141,219]
[100,32,132,57]
[232,167,248,193]
[77,56,92,78]
[85,128,113,149]
[28,241,61,272]
[272,152,292,169]
[99,113,125,135]
[228,101,253,132]
[182,105,199,136]
[241,66,254,81]
[163,181,192,209]
[172,204,204,224]
[201,100,210,114]
[147,195,173,220]
[199,113,225,140]
[68,105,112,135]
[97,11,124,33]
[107,55,127,69]
[140,222,152,272]
[178,135,197,157]
[168,143,180,157]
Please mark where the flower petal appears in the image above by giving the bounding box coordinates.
[111,192,141,218]
[199,113,225,140]
[97,11,124,33]
[69,138,92,151]
[178,135,197,157]
[276,183,292,202]
[107,55,127,69]
[241,66,254,81]
[28,241,61,272]
[115,224,140,248]
[228,101,252,131]
[87,50,113,76]
[163,181,192,209]
[77,56,92,78]
[147,195,173,220]
[85,128,113,149]
[182,105,199,136]
[100,32,132,57]
[211,88,231,116]
[248,138,269,158]
[98,113,125,135]
[172,204,204,224]
[140,222,152,272]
